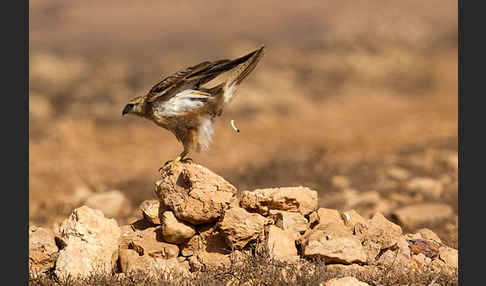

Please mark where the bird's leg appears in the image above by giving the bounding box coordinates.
[159,150,190,172]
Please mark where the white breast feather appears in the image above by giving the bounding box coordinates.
[197,116,214,152]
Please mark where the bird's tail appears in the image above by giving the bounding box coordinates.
[223,46,265,104]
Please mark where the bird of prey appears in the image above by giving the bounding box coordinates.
[122,46,265,171]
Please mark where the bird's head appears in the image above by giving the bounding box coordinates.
[122,96,146,116]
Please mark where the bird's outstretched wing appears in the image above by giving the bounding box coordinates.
[146,47,263,103]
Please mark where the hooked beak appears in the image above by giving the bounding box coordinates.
[122,104,132,116]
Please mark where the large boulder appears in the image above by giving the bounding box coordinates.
[29,226,59,275]
[240,187,318,216]
[155,163,238,225]
[54,206,121,281]
[218,207,272,249]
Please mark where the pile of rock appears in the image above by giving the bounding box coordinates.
[29,163,458,282]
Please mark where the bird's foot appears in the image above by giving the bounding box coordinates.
[158,156,182,173]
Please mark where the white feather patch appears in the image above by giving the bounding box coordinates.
[197,116,214,152]
[158,90,209,117]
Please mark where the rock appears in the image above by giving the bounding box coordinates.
[160,211,196,244]
[67,186,93,206]
[155,163,238,225]
[187,225,232,270]
[119,250,189,278]
[300,221,366,264]
[417,228,442,243]
[54,206,121,281]
[119,219,179,259]
[331,175,351,189]
[219,207,272,249]
[341,189,396,217]
[439,246,458,268]
[301,231,367,264]
[323,276,370,286]
[84,190,132,218]
[406,177,444,199]
[341,209,368,231]
[139,200,165,225]
[360,213,403,262]
[386,167,411,181]
[309,208,344,228]
[29,226,59,274]
[240,186,318,216]
[392,203,453,229]
[266,225,299,261]
[269,210,308,234]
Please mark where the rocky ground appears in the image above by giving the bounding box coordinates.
[29,163,457,285]
[29,1,458,284]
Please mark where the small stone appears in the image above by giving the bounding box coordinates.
[219,207,272,249]
[406,177,444,199]
[140,200,165,225]
[417,228,442,243]
[160,211,196,244]
[187,225,232,270]
[84,190,132,218]
[439,246,458,268]
[269,210,308,234]
[331,175,351,189]
[386,167,411,181]
[392,203,453,229]
[266,225,299,261]
[323,276,370,286]
[302,231,367,264]
[120,219,180,259]
[240,186,318,216]
[29,226,59,274]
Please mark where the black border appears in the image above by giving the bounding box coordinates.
[4,0,29,284]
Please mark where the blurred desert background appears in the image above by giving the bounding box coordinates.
[29,1,458,247]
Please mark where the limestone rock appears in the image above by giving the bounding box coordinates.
[269,210,308,234]
[139,200,165,225]
[392,203,453,229]
[301,230,367,264]
[323,276,370,286]
[331,175,351,189]
[240,186,318,216]
[187,225,232,270]
[54,206,121,281]
[160,211,196,244]
[439,246,458,269]
[84,190,132,218]
[300,220,366,264]
[119,219,179,260]
[266,225,299,261]
[219,207,272,249]
[119,250,189,278]
[155,163,237,225]
[29,226,59,274]
[360,213,403,262]
[341,209,369,231]
[309,208,344,228]
[406,177,444,199]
